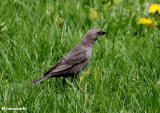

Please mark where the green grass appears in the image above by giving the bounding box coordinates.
[0,0,160,112]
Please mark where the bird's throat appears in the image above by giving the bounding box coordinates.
[82,38,95,47]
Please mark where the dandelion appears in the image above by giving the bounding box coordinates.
[93,12,99,19]
[153,22,159,26]
[149,4,160,14]
[138,4,160,28]
[89,8,100,19]
[137,17,159,27]
[137,18,153,24]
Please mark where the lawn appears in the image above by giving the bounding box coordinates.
[0,0,160,112]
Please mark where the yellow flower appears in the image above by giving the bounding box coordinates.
[93,12,99,19]
[149,4,160,14]
[137,18,152,24]
[89,8,100,19]
[159,6,160,14]
[153,22,159,26]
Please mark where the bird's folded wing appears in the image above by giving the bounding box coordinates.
[43,49,87,76]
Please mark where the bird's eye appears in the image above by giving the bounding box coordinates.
[97,31,101,35]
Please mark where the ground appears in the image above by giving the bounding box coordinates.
[0,0,160,112]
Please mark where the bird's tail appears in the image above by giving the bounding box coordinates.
[30,76,49,85]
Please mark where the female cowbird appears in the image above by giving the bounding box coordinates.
[30,29,106,86]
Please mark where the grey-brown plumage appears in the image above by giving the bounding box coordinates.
[30,28,106,86]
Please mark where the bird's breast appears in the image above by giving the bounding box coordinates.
[86,47,93,59]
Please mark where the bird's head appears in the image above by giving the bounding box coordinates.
[85,28,106,41]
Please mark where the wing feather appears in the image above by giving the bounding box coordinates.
[43,48,87,76]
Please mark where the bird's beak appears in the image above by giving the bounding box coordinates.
[101,31,106,35]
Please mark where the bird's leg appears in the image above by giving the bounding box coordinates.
[71,74,77,82]
[71,76,74,82]
[62,77,66,87]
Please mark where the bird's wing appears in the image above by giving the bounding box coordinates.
[43,48,87,76]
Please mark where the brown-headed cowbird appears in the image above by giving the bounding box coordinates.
[30,28,106,86]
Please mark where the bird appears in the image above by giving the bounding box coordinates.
[30,28,106,86]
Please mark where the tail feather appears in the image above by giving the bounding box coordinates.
[30,76,49,85]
